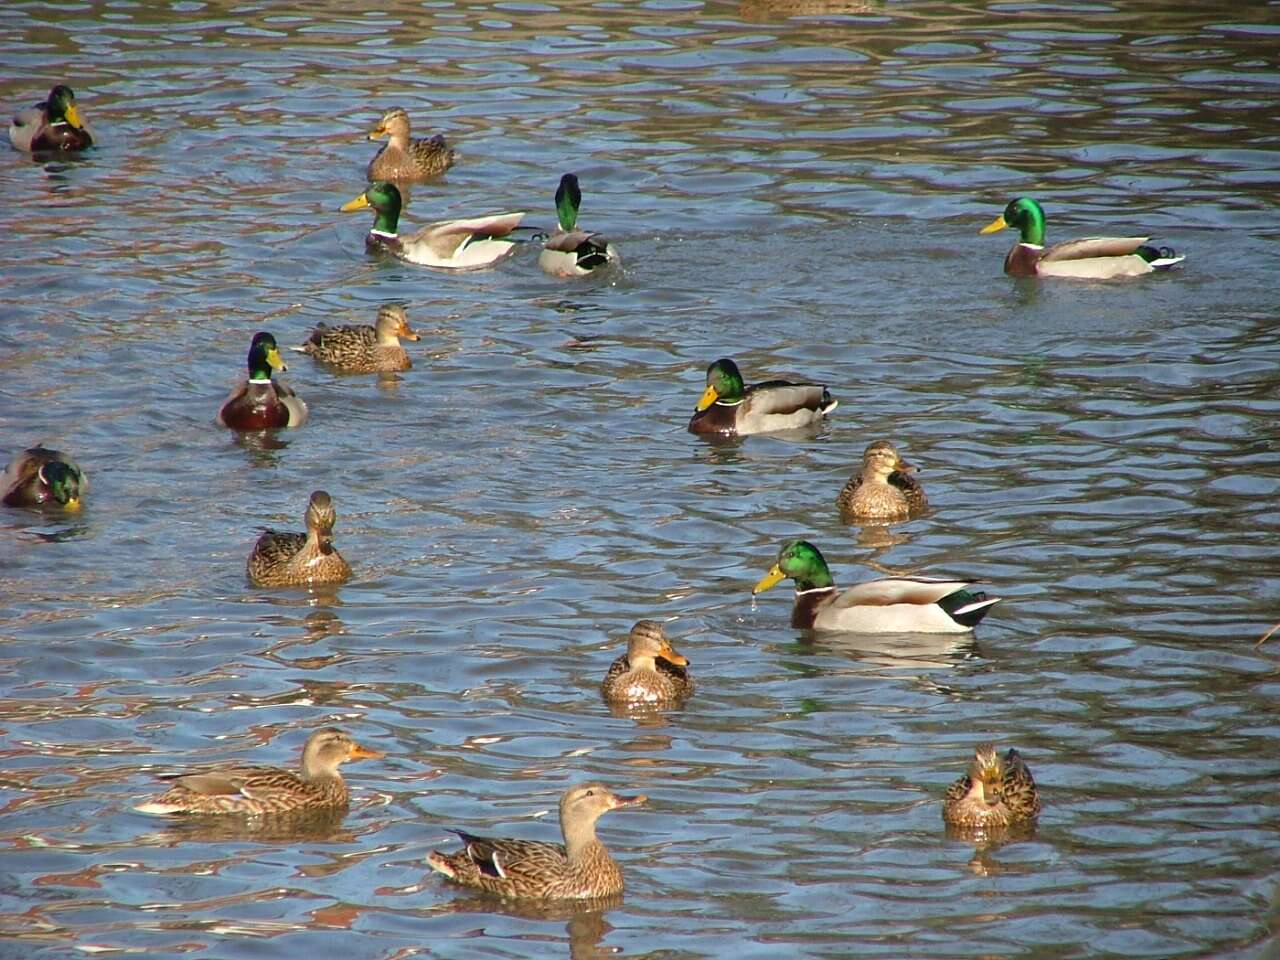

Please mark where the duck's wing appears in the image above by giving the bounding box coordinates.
[451,830,569,881]
[831,576,976,609]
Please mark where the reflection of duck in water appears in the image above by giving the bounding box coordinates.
[428,783,646,899]
[942,743,1040,828]
[739,0,878,20]
[836,440,928,523]
[601,621,693,704]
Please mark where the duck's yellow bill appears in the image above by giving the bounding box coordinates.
[660,645,689,667]
[64,497,81,511]
[753,564,786,595]
[341,193,371,213]
[695,385,719,412]
[366,125,386,141]
[266,346,286,372]
[349,743,386,760]
[65,104,84,129]
[979,214,1008,235]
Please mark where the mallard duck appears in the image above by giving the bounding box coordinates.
[538,174,620,278]
[247,490,352,587]
[601,621,693,704]
[217,332,308,431]
[942,743,1040,828]
[134,727,383,816]
[341,181,526,271]
[752,539,999,634]
[2,445,86,509]
[366,107,455,182]
[428,783,646,900]
[836,440,928,522]
[980,197,1184,279]
[294,304,420,373]
[687,358,837,437]
[8,85,93,153]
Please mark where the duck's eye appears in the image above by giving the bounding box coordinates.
[584,789,594,797]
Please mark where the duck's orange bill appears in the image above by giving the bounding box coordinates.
[341,193,371,213]
[695,385,719,411]
[979,214,1008,235]
[753,564,785,595]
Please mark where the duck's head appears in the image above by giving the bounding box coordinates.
[341,181,402,235]
[304,490,339,553]
[367,107,410,142]
[40,459,83,509]
[753,539,835,595]
[625,620,689,669]
[300,727,385,778]
[560,782,646,829]
[696,358,745,410]
[46,85,85,129]
[246,331,285,380]
[980,197,1046,245]
[862,440,915,481]
[374,304,419,342]
[554,173,582,231]
[967,743,1007,805]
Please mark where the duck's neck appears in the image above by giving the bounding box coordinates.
[793,568,835,592]
[299,758,341,784]
[1017,206,1046,245]
[562,815,604,861]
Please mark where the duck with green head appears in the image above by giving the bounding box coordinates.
[538,174,620,278]
[688,358,837,437]
[2,445,86,510]
[980,197,1183,279]
[8,85,93,153]
[247,490,352,588]
[366,107,455,183]
[341,181,526,271]
[217,331,308,431]
[942,743,1040,829]
[752,539,999,633]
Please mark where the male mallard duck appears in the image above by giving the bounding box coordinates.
[687,358,837,437]
[134,727,383,816]
[217,332,308,431]
[2,445,86,510]
[942,743,1040,828]
[538,174,620,278]
[428,783,646,900]
[836,440,928,522]
[8,85,93,153]
[601,621,693,704]
[980,197,1184,279]
[247,490,352,587]
[752,539,999,634]
[294,304,420,373]
[341,181,526,271]
[366,107,455,182]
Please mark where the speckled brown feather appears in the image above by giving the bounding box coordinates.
[942,744,1040,827]
[247,491,352,587]
[367,108,455,182]
[601,621,693,703]
[298,305,418,373]
[836,442,928,521]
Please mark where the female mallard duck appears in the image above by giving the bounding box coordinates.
[428,783,646,900]
[247,490,352,587]
[980,197,1184,279]
[836,440,928,522]
[601,621,693,704]
[341,181,526,271]
[752,540,999,634]
[2,445,86,509]
[134,727,383,816]
[217,332,308,431]
[688,358,837,437]
[8,85,93,153]
[294,304,420,373]
[942,743,1040,828]
[366,107,455,182]
[538,174,620,278]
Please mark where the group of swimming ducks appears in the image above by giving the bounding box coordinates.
[7,81,1186,902]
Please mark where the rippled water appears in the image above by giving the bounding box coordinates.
[2,1,1279,957]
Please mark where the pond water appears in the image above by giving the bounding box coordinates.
[1,1,1278,957]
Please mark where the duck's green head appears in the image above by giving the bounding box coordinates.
[341,181,402,235]
[980,197,1046,245]
[246,331,285,380]
[47,85,84,129]
[697,358,745,410]
[753,539,835,595]
[554,173,582,231]
[40,460,83,509]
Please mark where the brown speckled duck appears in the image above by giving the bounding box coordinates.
[427,783,646,900]
[836,440,928,522]
[247,491,352,587]
[980,197,1183,279]
[2,445,86,510]
[217,332,308,431]
[366,107,455,182]
[295,304,420,373]
[8,84,93,153]
[601,621,693,704]
[688,358,837,437]
[134,727,384,816]
[942,743,1040,828]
